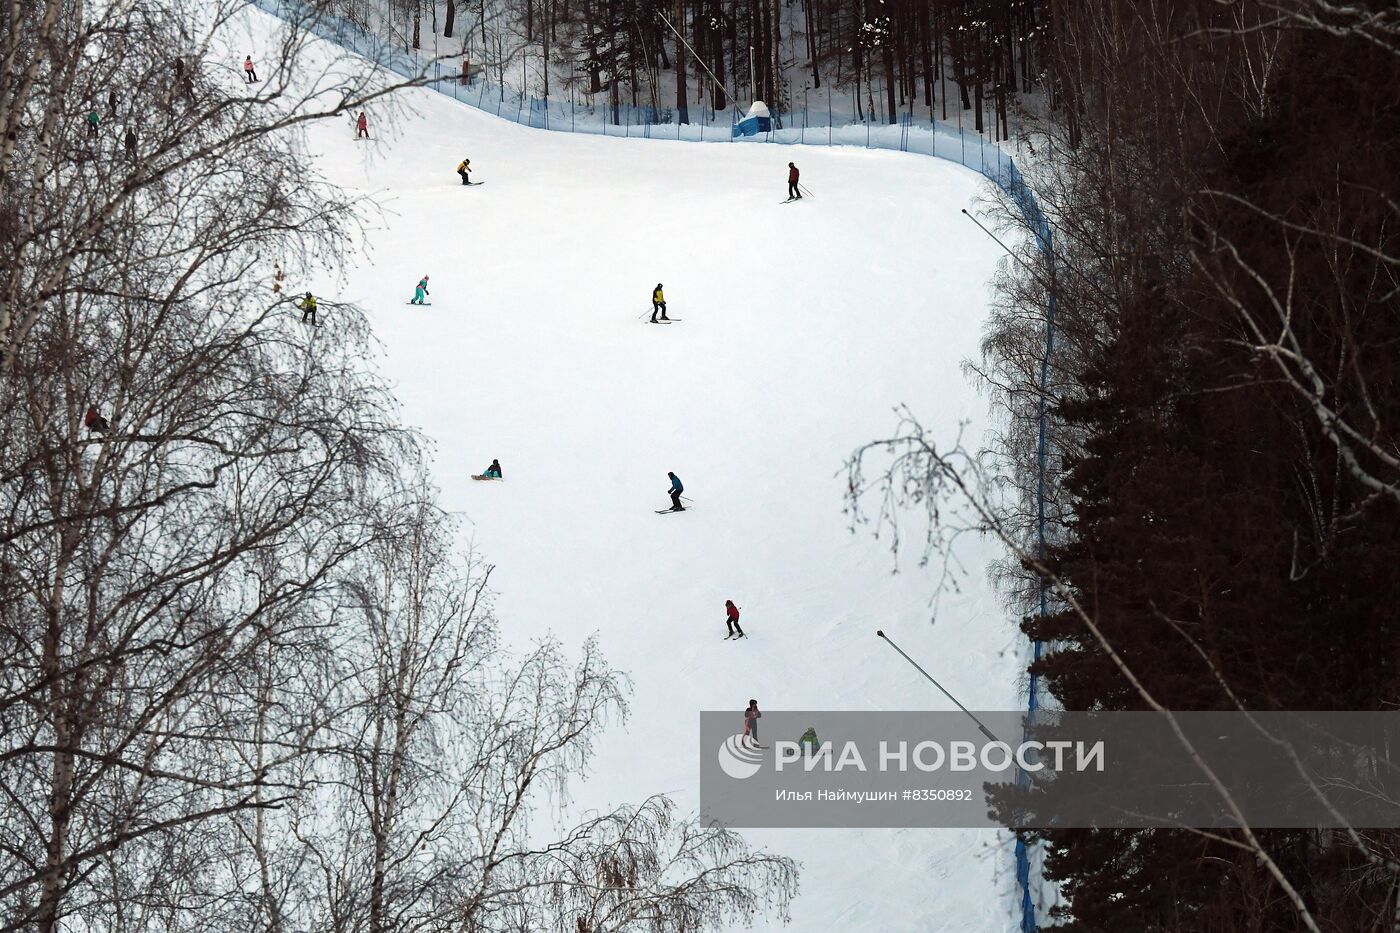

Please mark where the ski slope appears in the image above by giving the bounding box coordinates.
[244,8,1026,929]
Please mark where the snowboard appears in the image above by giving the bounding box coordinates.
[471,475,502,481]
[464,181,485,186]
[407,302,432,306]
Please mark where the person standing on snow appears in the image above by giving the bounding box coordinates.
[123,127,137,161]
[787,162,801,200]
[665,471,684,511]
[298,291,318,326]
[86,109,100,138]
[411,275,430,305]
[356,111,369,139]
[456,158,472,186]
[743,700,762,748]
[650,283,668,323]
[244,56,258,83]
[725,600,745,639]
[84,406,110,434]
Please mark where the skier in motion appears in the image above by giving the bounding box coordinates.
[724,600,745,639]
[650,283,668,323]
[744,699,763,748]
[787,162,801,200]
[411,275,430,305]
[665,471,684,511]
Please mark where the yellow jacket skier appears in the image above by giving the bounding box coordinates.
[650,283,668,323]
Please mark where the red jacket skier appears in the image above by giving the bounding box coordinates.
[725,600,745,639]
[356,112,369,138]
[787,162,801,200]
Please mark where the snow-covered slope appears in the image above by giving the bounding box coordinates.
[243,7,1026,929]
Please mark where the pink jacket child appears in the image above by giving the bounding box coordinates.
[243,56,258,82]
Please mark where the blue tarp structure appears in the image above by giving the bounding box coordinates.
[732,101,772,138]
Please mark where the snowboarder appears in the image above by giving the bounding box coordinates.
[298,291,317,326]
[457,158,471,185]
[355,111,369,139]
[743,700,762,748]
[244,56,258,83]
[787,162,801,200]
[84,406,110,434]
[650,283,668,323]
[411,275,430,305]
[123,127,137,161]
[483,459,502,478]
[86,109,100,138]
[798,726,820,757]
[665,471,684,511]
[724,599,745,639]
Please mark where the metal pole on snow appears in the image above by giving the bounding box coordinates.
[875,631,1001,744]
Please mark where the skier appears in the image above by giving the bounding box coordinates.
[724,600,745,639]
[743,699,762,748]
[298,291,317,326]
[86,109,100,138]
[123,127,137,161]
[244,56,258,83]
[355,111,369,139]
[484,459,502,478]
[650,283,668,323]
[665,471,684,511]
[456,157,472,186]
[84,406,110,434]
[411,275,430,305]
[787,162,801,200]
[798,726,820,757]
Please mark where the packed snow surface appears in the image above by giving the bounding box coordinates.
[243,7,1025,929]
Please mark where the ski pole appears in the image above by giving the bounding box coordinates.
[799,182,815,198]
[876,629,1001,743]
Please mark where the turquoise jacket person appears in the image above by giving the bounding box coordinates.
[411,275,430,304]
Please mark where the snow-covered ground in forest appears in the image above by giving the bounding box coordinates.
[242,7,1027,930]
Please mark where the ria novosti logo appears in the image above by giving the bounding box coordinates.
[717,734,764,779]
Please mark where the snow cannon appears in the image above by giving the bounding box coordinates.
[732,100,772,138]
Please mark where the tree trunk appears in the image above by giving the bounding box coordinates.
[445,0,456,38]
[883,39,896,123]
[675,0,690,123]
